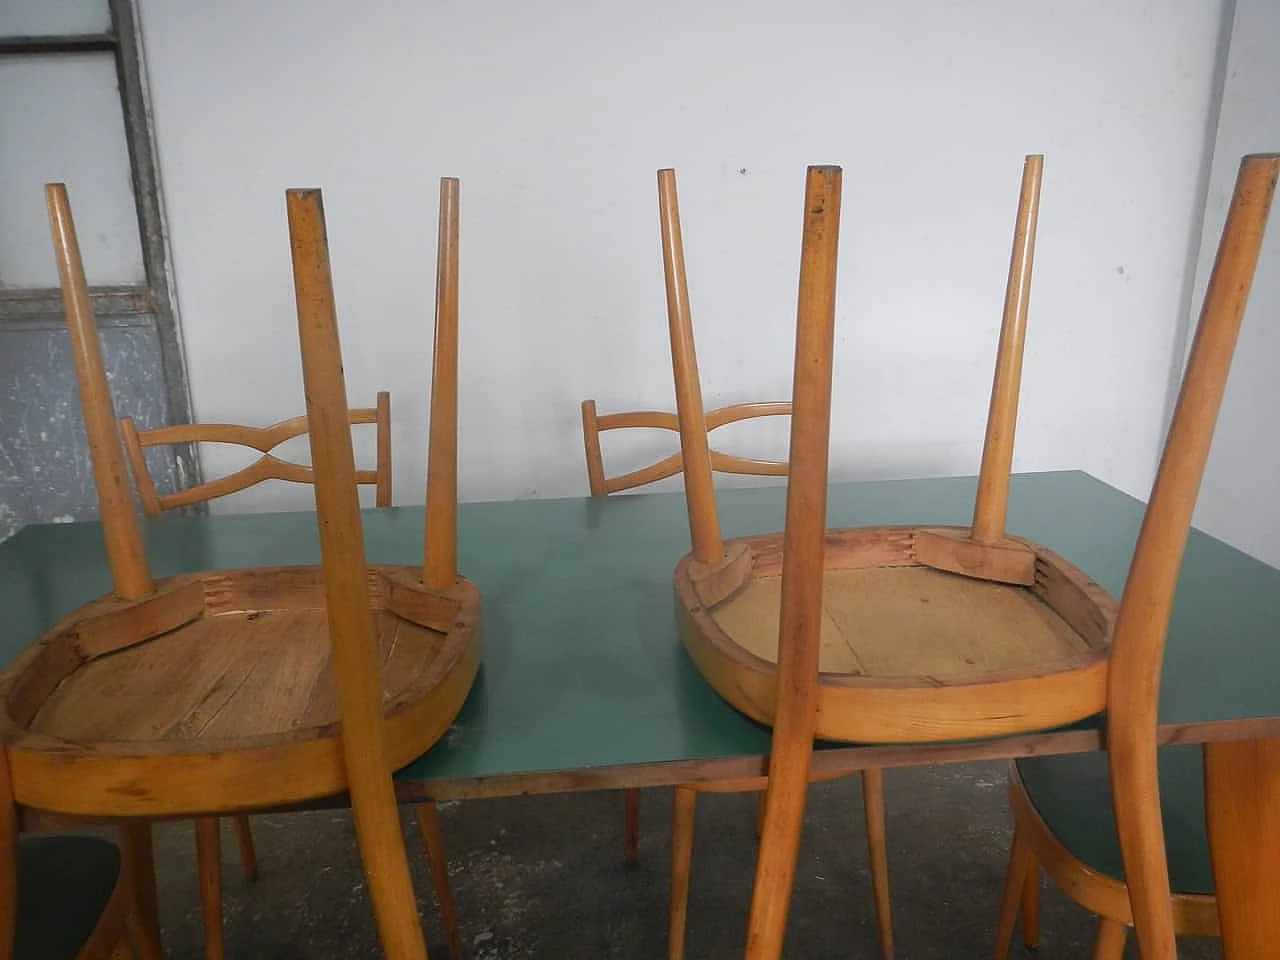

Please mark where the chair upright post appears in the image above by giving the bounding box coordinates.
[46,184,153,600]
[1109,153,1279,960]
[659,169,723,564]
[424,178,461,591]
[745,165,843,960]
[288,188,430,960]
[972,155,1043,544]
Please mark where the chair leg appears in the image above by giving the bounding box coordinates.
[993,823,1034,959]
[1092,918,1128,960]
[194,817,226,960]
[669,787,697,960]
[625,788,640,863]
[1020,857,1040,948]
[861,768,894,960]
[416,802,464,960]
[118,822,163,960]
[755,792,766,838]
[233,816,258,882]
[109,937,136,960]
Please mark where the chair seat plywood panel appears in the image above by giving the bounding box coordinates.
[27,581,454,746]
[714,567,1090,679]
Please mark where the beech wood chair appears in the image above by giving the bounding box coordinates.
[118,398,466,958]
[582,171,891,959]
[657,154,1278,960]
[0,749,135,960]
[0,181,481,960]
[706,154,1274,957]
[992,154,1278,959]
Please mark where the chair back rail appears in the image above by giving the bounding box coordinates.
[119,397,391,517]
[1107,153,1278,960]
[581,400,790,497]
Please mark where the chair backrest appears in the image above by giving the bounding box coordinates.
[119,392,392,517]
[580,169,792,500]
[1102,153,1277,959]
[579,398,789,497]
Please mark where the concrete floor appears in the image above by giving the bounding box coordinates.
[149,760,1224,958]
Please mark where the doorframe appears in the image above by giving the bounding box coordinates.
[0,0,199,490]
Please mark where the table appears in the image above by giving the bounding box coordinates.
[3,470,1278,954]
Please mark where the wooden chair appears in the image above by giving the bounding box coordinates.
[0,181,481,960]
[991,155,1278,959]
[582,171,891,959]
[662,154,1277,960]
[118,397,467,956]
[0,750,135,960]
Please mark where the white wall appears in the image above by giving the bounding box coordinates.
[1189,0,1280,567]
[133,0,1227,512]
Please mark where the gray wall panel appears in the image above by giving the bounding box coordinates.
[0,316,180,540]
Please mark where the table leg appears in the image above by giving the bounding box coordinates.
[1204,737,1280,958]
[119,822,163,960]
[194,818,226,960]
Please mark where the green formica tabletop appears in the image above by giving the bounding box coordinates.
[2,470,1278,802]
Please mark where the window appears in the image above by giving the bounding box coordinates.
[0,0,193,539]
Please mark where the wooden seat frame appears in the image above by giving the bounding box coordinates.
[0,181,481,960]
[989,155,1279,960]
[724,154,1277,960]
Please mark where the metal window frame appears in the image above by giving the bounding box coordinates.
[0,0,199,491]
